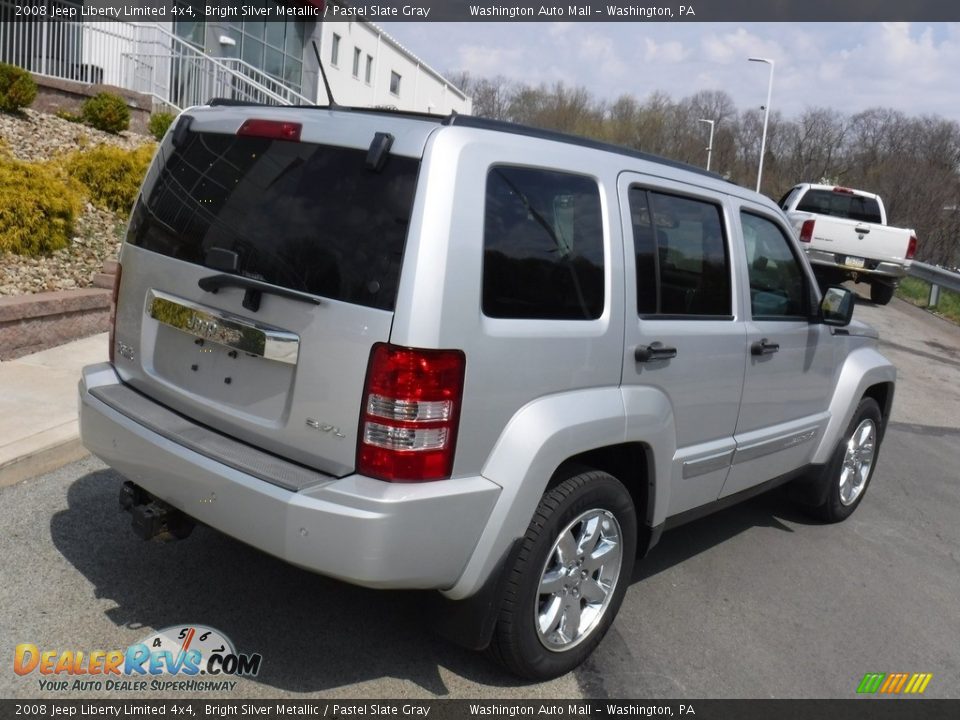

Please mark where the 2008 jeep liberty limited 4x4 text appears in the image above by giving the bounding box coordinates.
[79,103,895,680]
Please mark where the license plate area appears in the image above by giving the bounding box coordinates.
[844,255,866,269]
[147,290,299,365]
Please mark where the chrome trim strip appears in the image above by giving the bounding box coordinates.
[146,290,300,365]
[682,449,734,479]
[733,427,819,465]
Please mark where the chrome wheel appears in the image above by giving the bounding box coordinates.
[535,508,623,651]
[838,418,877,506]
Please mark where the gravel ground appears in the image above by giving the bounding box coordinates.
[0,109,153,297]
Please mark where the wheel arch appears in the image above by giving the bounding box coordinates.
[812,347,896,464]
[442,386,674,601]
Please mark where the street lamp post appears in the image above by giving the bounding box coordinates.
[748,56,775,193]
[697,118,715,172]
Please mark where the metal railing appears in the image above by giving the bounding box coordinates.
[0,0,309,111]
[907,261,960,308]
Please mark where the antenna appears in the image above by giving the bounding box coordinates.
[312,40,340,108]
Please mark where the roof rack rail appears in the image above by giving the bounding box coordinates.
[444,114,724,181]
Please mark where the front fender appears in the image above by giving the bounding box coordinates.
[443,385,674,600]
[811,345,896,464]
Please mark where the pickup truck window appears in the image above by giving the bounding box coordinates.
[795,189,882,224]
[741,212,809,319]
[483,166,604,320]
[629,187,730,318]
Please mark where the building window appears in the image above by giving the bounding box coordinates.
[331,33,340,66]
[390,71,401,96]
[353,48,361,78]
[365,54,373,84]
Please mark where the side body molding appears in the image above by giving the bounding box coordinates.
[811,346,896,464]
[443,385,675,600]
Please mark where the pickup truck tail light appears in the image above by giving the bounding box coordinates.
[799,219,815,243]
[108,263,122,364]
[906,235,918,260]
[357,343,466,482]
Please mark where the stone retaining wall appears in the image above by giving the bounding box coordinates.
[0,289,111,361]
[31,75,153,135]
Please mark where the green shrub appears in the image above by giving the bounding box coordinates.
[0,153,83,256]
[80,92,130,134]
[55,108,83,123]
[148,111,176,141]
[0,63,37,112]
[65,144,155,216]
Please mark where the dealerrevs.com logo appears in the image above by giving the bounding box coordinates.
[15,625,262,692]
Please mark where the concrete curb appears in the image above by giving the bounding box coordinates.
[0,332,107,488]
[0,430,89,488]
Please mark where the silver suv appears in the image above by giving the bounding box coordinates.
[79,104,895,680]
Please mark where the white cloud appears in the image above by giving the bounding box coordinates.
[701,27,782,65]
[643,38,689,63]
[576,32,628,77]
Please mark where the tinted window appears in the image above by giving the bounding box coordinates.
[778,186,801,210]
[629,187,731,317]
[483,166,604,320]
[128,130,419,311]
[795,189,882,224]
[741,212,810,319]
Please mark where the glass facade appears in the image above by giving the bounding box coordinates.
[174,0,306,93]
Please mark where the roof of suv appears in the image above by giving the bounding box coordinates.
[206,98,726,184]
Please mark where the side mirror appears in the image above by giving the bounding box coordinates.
[820,286,854,326]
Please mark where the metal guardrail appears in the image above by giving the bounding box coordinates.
[907,261,960,307]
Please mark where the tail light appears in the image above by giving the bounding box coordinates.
[237,119,301,142]
[906,235,918,260]
[799,219,815,243]
[108,263,122,364]
[357,343,466,482]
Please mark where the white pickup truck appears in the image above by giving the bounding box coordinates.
[779,183,917,305]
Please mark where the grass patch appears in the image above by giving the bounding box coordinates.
[897,276,960,324]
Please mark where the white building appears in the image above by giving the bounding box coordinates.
[0,0,470,115]
[319,21,471,115]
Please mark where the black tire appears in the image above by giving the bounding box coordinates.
[870,281,896,305]
[808,397,883,523]
[487,470,637,680]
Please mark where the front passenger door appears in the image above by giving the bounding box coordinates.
[720,207,836,498]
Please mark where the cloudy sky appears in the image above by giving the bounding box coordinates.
[377,22,960,120]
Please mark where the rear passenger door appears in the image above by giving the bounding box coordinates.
[719,203,836,498]
[619,174,747,517]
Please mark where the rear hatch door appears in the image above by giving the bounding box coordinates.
[113,108,433,477]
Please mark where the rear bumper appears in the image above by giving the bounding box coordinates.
[79,363,500,590]
[806,249,908,279]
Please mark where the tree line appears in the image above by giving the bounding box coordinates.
[450,73,960,267]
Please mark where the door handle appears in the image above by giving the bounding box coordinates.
[751,338,780,356]
[635,342,678,363]
[854,225,871,234]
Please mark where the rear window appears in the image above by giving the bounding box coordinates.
[127,129,420,311]
[795,189,882,224]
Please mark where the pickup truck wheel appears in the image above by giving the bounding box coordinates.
[488,471,636,680]
[812,397,883,522]
[870,281,896,305]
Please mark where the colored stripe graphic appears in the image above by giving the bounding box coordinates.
[857,672,932,694]
[857,673,885,693]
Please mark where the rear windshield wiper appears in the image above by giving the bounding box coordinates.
[198,274,322,312]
